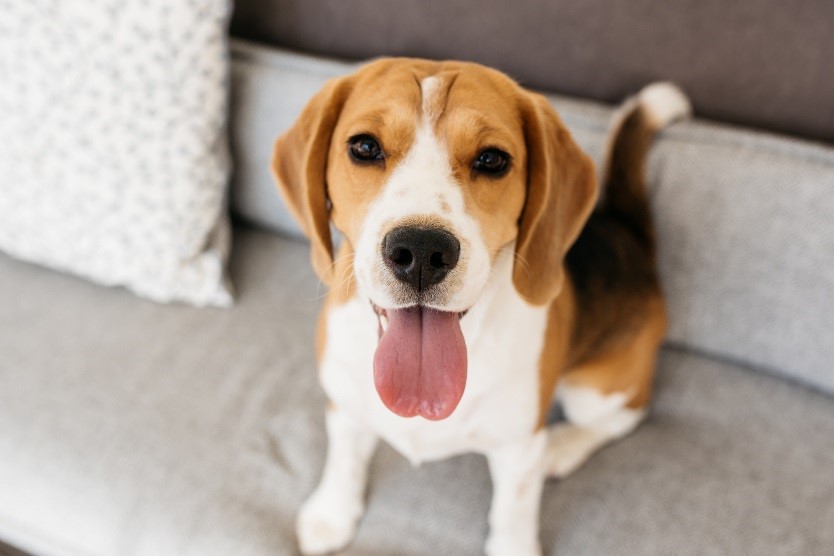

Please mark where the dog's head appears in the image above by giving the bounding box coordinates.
[273,59,596,420]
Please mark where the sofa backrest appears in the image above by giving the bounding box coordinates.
[229,41,834,397]
[230,0,834,145]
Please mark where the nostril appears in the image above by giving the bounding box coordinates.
[392,248,413,267]
[429,251,446,269]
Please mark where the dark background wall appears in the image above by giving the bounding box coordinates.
[232,0,834,144]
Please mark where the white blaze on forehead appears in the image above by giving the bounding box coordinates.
[378,77,458,217]
[381,75,457,207]
[420,75,445,125]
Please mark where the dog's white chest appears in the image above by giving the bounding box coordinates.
[318,251,549,464]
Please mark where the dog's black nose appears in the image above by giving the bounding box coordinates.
[382,226,461,291]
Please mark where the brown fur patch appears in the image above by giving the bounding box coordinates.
[561,296,667,410]
[436,194,451,213]
[535,289,667,427]
[535,280,579,426]
[316,241,358,366]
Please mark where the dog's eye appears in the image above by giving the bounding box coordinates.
[348,135,384,163]
[473,148,509,175]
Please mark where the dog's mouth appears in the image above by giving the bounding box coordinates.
[371,302,468,421]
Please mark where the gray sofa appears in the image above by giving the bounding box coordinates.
[2,4,834,556]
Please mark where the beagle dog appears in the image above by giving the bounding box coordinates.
[272,58,689,556]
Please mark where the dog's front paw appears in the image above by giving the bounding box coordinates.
[296,491,361,555]
[545,423,601,479]
[485,532,542,556]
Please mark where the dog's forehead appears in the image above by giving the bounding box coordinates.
[344,59,521,129]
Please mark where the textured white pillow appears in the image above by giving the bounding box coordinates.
[0,0,234,306]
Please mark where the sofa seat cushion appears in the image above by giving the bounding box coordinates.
[1,226,832,555]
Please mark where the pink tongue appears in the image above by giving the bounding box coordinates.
[373,306,467,421]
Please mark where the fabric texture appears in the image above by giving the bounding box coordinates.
[0,0,234,307]
[229,41,360,236]
[229,42,834,395]
[230,0,834,144]
[0,226,832,556]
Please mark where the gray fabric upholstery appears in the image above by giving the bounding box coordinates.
[229,43,361,237]
[229,41,834,396]
[230,0,834,144]
[1,227,833,556]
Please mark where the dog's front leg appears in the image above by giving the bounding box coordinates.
[485,430,547,556]
[296,406,378,555]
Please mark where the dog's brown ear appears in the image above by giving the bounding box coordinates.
[514,92,598,305]
[271,76,353,285]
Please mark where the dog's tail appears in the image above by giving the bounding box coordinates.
[598,83,691,249]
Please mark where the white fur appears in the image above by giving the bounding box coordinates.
[639,82,691,128]
[558,383,632,428]
[420,75,444,123]
[296,409,377,554]
[485,430,547,556]
[320,247,548,464]
[546,384,646,478]
[312,247,548,555]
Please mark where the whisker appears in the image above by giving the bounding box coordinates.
[308,252,356,302]
[511,249,532,278]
